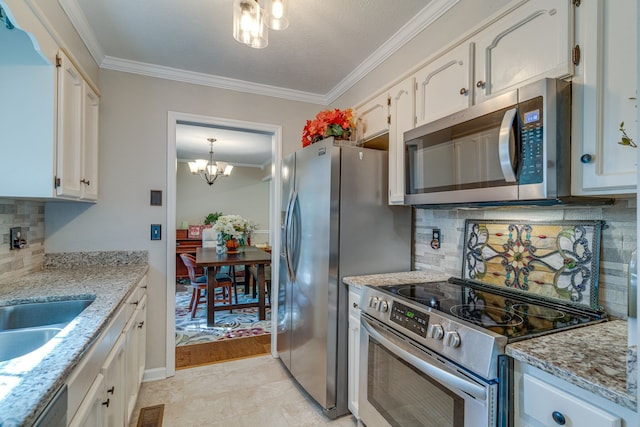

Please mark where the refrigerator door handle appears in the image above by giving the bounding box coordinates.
[284,190,298,280]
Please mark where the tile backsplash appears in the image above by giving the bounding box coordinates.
[414,198,637,319]
[0,199,45,283]
[1,196,637,319]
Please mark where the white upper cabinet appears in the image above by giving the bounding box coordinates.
[0,3,99,201]
[474,0,574,103]
[355,92,389,143]
[572,0,637,195]
[388,78,415,204]
[56,51,84,199]
[414,43,473,127]
[56,50,100,201]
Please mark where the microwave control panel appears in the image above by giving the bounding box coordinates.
[390,301,429,338]
[519,97,544,185]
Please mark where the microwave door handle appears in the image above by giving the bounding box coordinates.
[361,318,487,401]
[498,108,518,183]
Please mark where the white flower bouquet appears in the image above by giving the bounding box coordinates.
[213,214,257,242]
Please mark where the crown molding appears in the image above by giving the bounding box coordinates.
[324,0,460,104]
[58,0,105,65]
[59,0,459,106]
[100,56,327,104]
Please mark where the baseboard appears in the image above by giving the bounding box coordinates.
[142,367,169,382]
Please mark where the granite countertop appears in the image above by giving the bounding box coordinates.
[343,270,450,288]
[0,252,148,427]
[506,320,637,412]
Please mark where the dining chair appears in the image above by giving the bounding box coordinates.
[249,264,271,305]
[180,253,233,318]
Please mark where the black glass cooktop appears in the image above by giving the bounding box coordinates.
[377,278,606,341]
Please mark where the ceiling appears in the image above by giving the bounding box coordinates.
[176,122,272,168]
[56,0,452,167]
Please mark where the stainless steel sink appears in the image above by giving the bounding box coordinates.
[0,298,94,362]
[0,299,94,330]
[0,327,63,361]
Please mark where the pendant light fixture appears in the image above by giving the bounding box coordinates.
[264,0,289,30]
[233,0,268,49]
[188,138,233,186]
[232,0,288,48]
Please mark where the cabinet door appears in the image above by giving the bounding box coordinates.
[347,288,361,418]
[355,92,389,143]
[81,80,99,200]
[474,0,574,103]
[572,0,637,194]
[125,294,147,423]
[414,42,473,128]
[56,51,83,198]
[520,374,621,427]
[68,373,106,427]
[101,335,126,427]
[388,78,415,205]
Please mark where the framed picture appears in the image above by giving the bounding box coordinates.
[187,225,202,239]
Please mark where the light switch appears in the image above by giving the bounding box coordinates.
[151,224,162,240]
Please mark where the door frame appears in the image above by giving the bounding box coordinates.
[166,111,282,377]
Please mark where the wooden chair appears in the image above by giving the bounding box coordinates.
[180,253,233,318]
[249,264,271,305]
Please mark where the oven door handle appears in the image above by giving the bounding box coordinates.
[361,318,487,401]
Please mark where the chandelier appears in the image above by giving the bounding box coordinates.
[188,138,233,186]
[232,0,289,49]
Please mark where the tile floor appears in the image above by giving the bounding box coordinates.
[129,354,358,427]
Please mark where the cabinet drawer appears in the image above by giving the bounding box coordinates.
[523,374,621,427]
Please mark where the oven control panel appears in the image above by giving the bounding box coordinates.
[389,301,429,338]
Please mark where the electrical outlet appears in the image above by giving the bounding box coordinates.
[151,224,162,240]
[431,228,441,250]
[10,227,26,249]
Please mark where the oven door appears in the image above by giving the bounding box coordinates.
[359,314,498,427]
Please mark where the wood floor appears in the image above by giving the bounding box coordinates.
[175,334,271,369]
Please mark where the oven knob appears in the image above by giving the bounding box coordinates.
[369,297,380,309]
[378,300,389,312]
[427,324,444,340]
[445,331,461,348]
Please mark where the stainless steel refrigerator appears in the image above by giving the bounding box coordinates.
[278,137,411,418]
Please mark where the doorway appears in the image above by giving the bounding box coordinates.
[166,112,282,376]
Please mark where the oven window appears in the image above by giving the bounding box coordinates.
[368,338,464,427]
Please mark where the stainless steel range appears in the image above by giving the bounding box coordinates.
[358,278,606,427]
[357,217,610,427]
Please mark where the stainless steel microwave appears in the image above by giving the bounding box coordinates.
[404,78,571,207]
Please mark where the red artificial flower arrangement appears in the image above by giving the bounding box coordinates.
[301,108,355,147]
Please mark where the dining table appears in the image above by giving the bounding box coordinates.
[196,245,272,327]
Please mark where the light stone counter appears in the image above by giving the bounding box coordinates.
[343,270,450,288]
[506,320,637,412]
[0,251,148,427]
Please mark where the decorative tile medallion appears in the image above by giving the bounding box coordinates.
[462,220,604,309]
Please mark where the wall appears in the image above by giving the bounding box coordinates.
[176,163,270,242]
[414,198,637,319]
[45,69,320,372]
[0,199,45,282]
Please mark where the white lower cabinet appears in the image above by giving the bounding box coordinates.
[514,361,637,427]
[124,294,147,421]
[67,275,147,427]
[347,286,361,418]
[68,373,106,427]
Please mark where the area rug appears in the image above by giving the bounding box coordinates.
[175,290,271,347]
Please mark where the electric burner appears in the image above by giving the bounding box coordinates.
[374,278,605,342]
